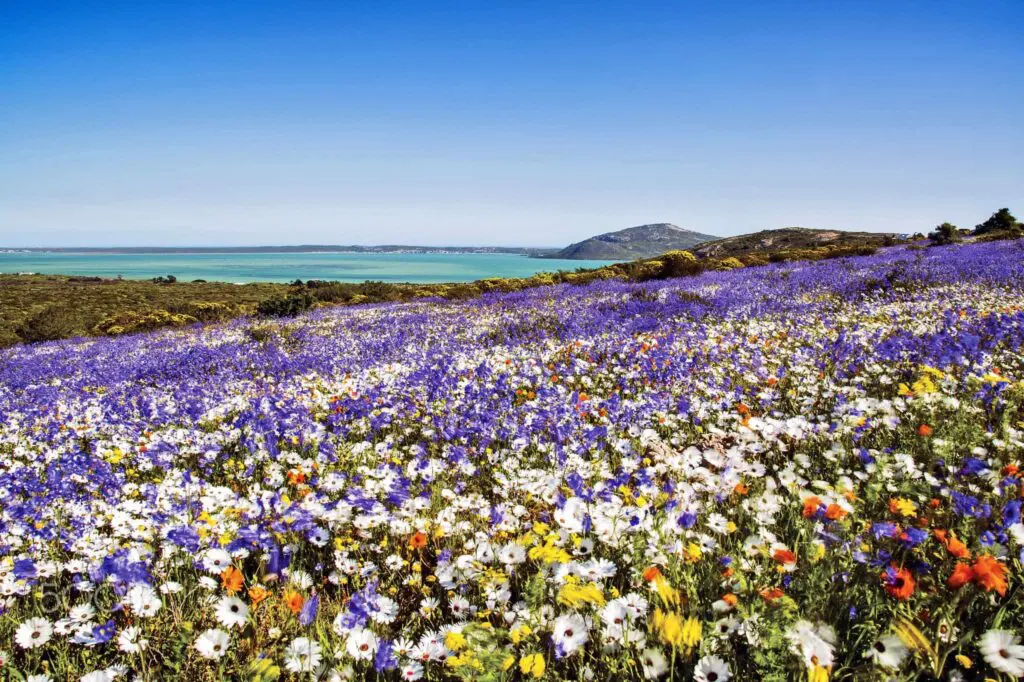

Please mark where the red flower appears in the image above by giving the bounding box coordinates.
[802,496,823,518]
[971,555,1008,597]
[882,566,916,600]
[947,562,974,590]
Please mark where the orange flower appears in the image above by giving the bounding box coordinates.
[733,482,750,496]
[824,504,848,521]
[408,531,428,550]
[946,537,971,559]
[220,566,244,594]
[882,566,916,600]
[642,566,663,582]
[802,496,823,518]
[287,470,306,485]
[916,424,933,437]
[971,555,1008,597]
[248,585,272,606]
[1002,463,1019,477]
[760,587,784,602]
[721,593,738,607]
[283,590,304,614]
[772,548,797,566]
[947,562,975,590]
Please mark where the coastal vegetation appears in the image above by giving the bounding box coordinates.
[2,215,1019,348]
[0,239,1022,680]
[0,238,884,346]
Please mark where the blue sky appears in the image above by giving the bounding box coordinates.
[1,1,1022,247]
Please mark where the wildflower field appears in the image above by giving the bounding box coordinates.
[2,240,1024,681]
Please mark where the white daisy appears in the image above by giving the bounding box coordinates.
[117,626,148,654]
[214,595,249,629]
[345,627,378,660]
[694,654,731,682]
[194,628,230,659]
[124,584,162,617]
[552,613,590,658]
[79,672,115,682]
[284,636,323,673]
[201,549,233,574]
[979,629,1024,678]
[639,647,668,679]
[400,662,424,680]
[868,634,908,669]
[15,617,52,649]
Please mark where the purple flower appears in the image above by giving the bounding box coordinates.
[298,593,319,626]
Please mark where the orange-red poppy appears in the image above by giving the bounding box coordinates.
[916,424,933,437]
[642,566,663,582]
[882,566,916,600]
[824,504,848,521]
[802,496,823,518]
[408,531,428,550]
[946,536,971,559]
[971,555,1008,596]
[947,562,974,590]
[772,548,797,565]
[760,587,784,602]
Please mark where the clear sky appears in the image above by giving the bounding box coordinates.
[2,1,1022,247]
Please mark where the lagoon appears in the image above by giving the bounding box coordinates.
[0,251,614,284]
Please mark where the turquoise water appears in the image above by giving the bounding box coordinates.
[0,251,615,284]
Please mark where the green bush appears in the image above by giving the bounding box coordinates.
[92,309,198,335]
[16,305,90,343]
[660,250,702,278]
[256,293,315,318]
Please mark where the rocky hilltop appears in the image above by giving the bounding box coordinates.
[692,227,896,258]
[542,223,718,260]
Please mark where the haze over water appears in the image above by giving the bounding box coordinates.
[0,251,614,284]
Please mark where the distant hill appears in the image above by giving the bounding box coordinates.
[692,227,897,259]
[542,223,718,260]
[8,245,561,256]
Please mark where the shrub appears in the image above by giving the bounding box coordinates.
[168,301,238,323]
[92,309,198,335]
[974,208,1019,235]
[16,305,90,343]
[256,293,315,318]
[929,222,960,245]
[660,250,702,278]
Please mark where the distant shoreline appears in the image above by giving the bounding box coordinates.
[0,245,560,256]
